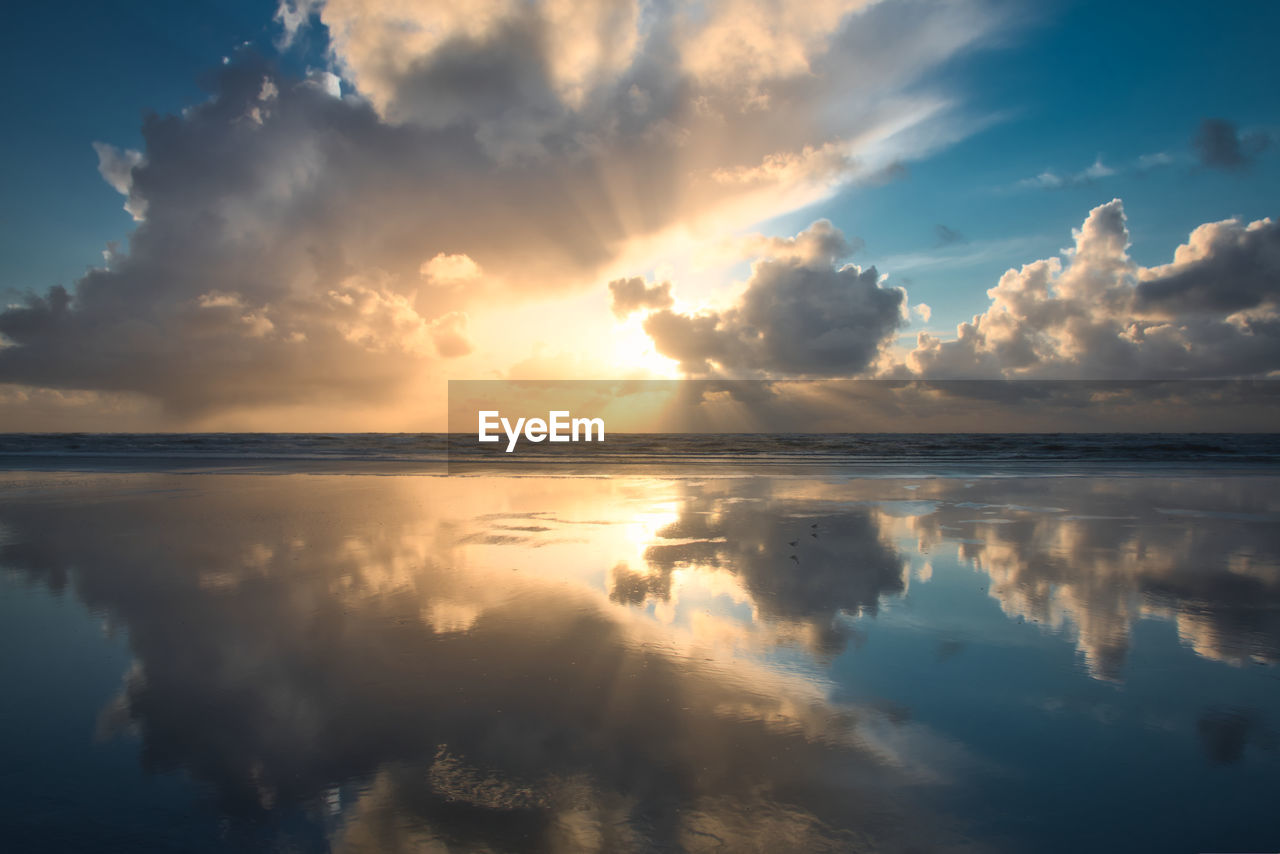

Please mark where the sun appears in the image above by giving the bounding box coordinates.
[608,318,683,379]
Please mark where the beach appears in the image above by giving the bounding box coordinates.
[6,0,1277,849]
[2,452,1278,852]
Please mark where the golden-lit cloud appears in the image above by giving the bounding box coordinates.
[0,0,1003,429]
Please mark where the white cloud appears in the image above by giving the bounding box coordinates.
[273,0,322,49]
[1011,148,1183,194]
[420,253,482,284]
[1013,155,1115,191]
[906,200,1280,379]
[1136,151,1175,169]
[92,142,147,221]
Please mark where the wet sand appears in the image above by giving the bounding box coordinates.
[1,469,1278,852]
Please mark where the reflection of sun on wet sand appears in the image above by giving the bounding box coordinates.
[0,472,979,852]
[2,468,1278,852]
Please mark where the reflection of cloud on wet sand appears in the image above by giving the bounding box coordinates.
[590,473,1280,682]
[871,477,1280,680]
[610,477,906,657]
[4,470,1277,850]
[609,474,1280,682]
[0,473,979,853]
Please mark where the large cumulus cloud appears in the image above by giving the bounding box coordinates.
[642,220,906,376]
[0,0,999,421]
[906,200,1280,379]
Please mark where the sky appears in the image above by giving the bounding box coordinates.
[0,0,1277,431]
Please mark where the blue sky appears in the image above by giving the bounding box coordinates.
[768,0,1280,331]
[0,1,320,296]
[0,0,1277,429]
[5,0,1275,331]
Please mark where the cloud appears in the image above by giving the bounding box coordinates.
[1009,149,1183,194]
[1136,151,1174,170]
[1136,216,1280,315]
[906,199,1280,379]
[273,0,322,49]
[1013,155,1116,191]
[419,252,482,285]
[2,0,1003,424]
[1193,118,1271,171]
[738,218,862,263]
[92,142,147,221]
[608,276,673,318]
[427,310,473,358]
[934,224,964,246]
[642,220,906,376]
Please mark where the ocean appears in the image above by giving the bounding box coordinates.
[1,431,1278,468]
